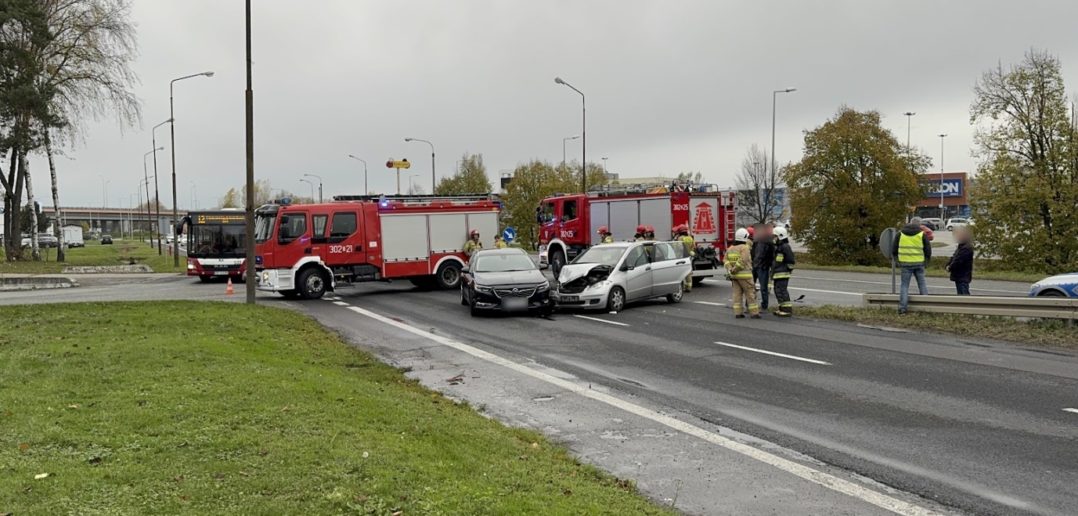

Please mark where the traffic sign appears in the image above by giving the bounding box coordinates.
[502,227,517,243]
[385,158,411,169]
[879,227,896,259]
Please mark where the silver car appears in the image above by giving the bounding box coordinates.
[552,241,692,311]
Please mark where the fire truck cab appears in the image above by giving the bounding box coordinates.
[255,195,500,299]
[538,189,736,281]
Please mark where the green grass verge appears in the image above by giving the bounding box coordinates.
[0,240,182,274]
[793,253,1042,283]
[0,302,668,515]
[799,305,1076,349]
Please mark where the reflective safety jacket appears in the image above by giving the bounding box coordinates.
[679,234,696,257]
[463,239,482,256]
[601,235,614,244]
[772,240,795,279]
[724,243,753,279]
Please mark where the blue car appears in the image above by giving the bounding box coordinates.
[1028,273,1078,298]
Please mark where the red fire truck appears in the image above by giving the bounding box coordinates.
[254,195,500,299]
[538,189,737,281]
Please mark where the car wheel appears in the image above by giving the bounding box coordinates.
[667,283,683,304]
[607,286,626,312]
[469,297,481,317]
[435,262,463,290]
[1038,290,1066,298]
[297,268,328,300]
[550,249,566,277]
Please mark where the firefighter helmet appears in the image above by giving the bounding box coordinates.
[773,226,789,241]
[673,223,689,235]
[469,229,480,237]
[597,226,610,235]
[735,228,751,243]
[746,226,756,239]
[635,224,647,234]
[645,224,655,233]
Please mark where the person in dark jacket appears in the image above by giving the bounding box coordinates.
[946,226,974,295]
[892,217,933,314]
[751,223,776,310]
[771,226,796,316]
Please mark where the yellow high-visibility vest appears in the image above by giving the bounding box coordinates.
[897,232,925,264]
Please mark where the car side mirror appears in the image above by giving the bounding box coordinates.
[620,264,631,272]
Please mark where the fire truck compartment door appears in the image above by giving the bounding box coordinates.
[429,214,466,253]
[465,212,498,250]
[381,215,430,261]
[640,199,672,237]
[589,203,609,246]
[607,200,638,242]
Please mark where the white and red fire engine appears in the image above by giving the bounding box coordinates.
[255,195,500,299]
[538,188,736,281]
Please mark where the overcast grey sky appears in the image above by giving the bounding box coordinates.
[28,0,1078,208]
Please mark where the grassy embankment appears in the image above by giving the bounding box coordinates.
[799,305,1076,349]
[0,302,669,514]
[0,239,182,274]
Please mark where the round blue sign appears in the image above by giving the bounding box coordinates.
[502,227,517,242]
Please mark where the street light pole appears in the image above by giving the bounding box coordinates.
[770,87,796,219]
[601,157,609,175]
[407,174,420,194]
[299,178,315,200]
[244,0,256,304]
[169,70,214,266]
[151,119,171,255]
[562,134,580,167]
[555,77,586,193]
[903,112,916,157]
[142,149,161,246]
[404,138,435,193]
[303,173,323,202]
[938,133,947,219]
[347,155,368,194]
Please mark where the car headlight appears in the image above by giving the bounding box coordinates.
[536,282,550,292]
[475,284,494,294]
[261,271,270,282]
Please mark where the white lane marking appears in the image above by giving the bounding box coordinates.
[693,301,728,307]
[714,341,832,366]
[1064,408,1078,415]
[573,315,630,327]
[333,301,349,307]
[345,304,934,515]
[797,276,1027,295]
[790,287,861,296]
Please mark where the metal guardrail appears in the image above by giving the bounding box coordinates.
[863,294,1078,322]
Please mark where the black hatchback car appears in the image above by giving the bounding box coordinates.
[461,248,553,316]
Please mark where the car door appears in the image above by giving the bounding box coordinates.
[622,245,653,301]
[274,210,310,267]
[649,242,689,296]
[322,210,365,268]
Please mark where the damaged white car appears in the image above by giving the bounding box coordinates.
[551,241,692,312]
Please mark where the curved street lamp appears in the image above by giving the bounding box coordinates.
[562,134,580,166]
[143,147,163,248]
[303,173,323,202]
[555,77,586,193]
[347,155,368,194]
[168,70,214,265]
[404,137,435,193]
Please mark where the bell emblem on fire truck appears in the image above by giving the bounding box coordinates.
[692,202,716,234]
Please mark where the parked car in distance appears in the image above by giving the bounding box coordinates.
[461,248,553,316]
[101,234,114,245]
[37,233,58,248]
[1028,272,1078,298]
[63,225,85,247]
[945,217,971,231]
[552,241,691,312]
[920,218,943,231]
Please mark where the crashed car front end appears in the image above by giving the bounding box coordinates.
[551,264,617,309]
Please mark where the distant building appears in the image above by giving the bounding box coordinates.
[915,171,970,219]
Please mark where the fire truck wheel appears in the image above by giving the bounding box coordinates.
[606,286,626,312]
[550,249,566,276]
[297,268,328,299]
[435,262,463,290]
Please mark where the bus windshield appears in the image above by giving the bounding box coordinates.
[188,223,246,258]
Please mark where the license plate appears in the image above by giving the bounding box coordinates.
[557,295,579,302]
[214,271,229,276]
[502,297,528,311]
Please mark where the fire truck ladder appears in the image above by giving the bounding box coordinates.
[333,193,500,204]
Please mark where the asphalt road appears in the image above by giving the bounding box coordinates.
[1,271,1072,515]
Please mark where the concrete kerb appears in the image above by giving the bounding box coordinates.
[0,275,80,291]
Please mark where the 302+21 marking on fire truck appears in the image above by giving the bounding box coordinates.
[329,245,353,254]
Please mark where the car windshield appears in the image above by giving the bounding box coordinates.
[474,253,536,273]
[573,246,626,266]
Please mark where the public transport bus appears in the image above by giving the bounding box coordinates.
[177,209,247,282]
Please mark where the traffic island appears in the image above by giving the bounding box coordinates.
[0,275,79,291]
[0,301,668,515]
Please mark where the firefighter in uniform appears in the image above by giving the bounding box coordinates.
[725,228,760,319]
[634,224,648,241]
[463,229,482,257]
[674,224,695,292]
[597,226,614,244]
[771,226,795,317]
[644,225,656,240]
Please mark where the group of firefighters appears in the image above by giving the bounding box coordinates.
[465,222,795,319]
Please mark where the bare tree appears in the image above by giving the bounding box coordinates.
[735,144,783,225]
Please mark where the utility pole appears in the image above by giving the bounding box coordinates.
[244,0,256,304]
